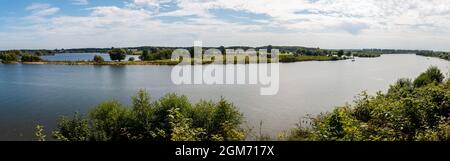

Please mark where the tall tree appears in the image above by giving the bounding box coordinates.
[140,50,152,61]
[108,48,127,62]
[219,46,226,56]
[337,50,345,57]
[267,45,273,53]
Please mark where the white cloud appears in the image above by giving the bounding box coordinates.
[71,0,89,5]
[2,0,450,51]
[26,3,60,17]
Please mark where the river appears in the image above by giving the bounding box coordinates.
[0,54,449,140]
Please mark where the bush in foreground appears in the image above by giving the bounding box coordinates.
[50,90,245,141]
[282,67,450,141]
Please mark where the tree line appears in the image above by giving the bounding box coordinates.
[106,47,366,63]
[0,50,42,63]
[417,51,450,61]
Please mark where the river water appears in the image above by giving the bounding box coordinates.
[0,54,448,140]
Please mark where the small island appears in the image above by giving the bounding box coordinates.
[1,46,389,65]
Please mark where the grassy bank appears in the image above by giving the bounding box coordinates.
[279,55,344,62]
[23,60,181,65]
[13,55,349,66]
[416,51,450,61]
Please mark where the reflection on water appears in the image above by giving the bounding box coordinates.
[0,54,449,140]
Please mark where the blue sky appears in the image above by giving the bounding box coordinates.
[1,0,450,51]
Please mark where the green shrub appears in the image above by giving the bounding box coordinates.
[93,55,105,63]
[284,67,450,141]
[0,53,19,62]
[108,48,127,62]
[140,50,153,61]
[21,54,42,62]
[51,90,245,141]
[53,113,90,141]
[413,66,444,87]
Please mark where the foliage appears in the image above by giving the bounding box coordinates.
[21,54,42,62]
[284,67,450,141]
[108,48,127,62]
[140,50,153,61]
[413,66,444,87]
[93,55,105,63]
[53,113,90,141]
[139,49,173,61]
[345,51,352,57]
[34,51,43,56]
[158,49,173,60]
[128,57,135,61]
[35,125,46,141]
[337,50,344,57]
[168,108,205,141]
[0,52,19,62]
[353,52,381,58]
[279,55,341,62]
[51,90,245,141]
[417,51,450,61]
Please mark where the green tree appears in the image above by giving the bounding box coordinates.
[93,55,105,63]
[126,49,134,55]
[88,101,131,141]
[158,49,173,60]
[267,45,273,53]
[108,48,127,62]
[34,51,43,56]
[21,54,42,62]
[314,49,323,56]
[219,46,226,56]
[35,125,46,141]
[129,90,154,140]
[50,90,245,141]
[413,66,444,87]
[0,53,19,62]
[345,51,352,56]
[337,50,345,57]
[168,108,205,141]
[53,113,90,141]
[140,50,152,61]
[305,50,314,56]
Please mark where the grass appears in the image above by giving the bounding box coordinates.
[279,55,343,62]
[28,60,181,65]
[297,55,342,61]
[13,54,348,66]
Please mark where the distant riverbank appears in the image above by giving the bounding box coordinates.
[22,60,181,65]
[3,55,350,66]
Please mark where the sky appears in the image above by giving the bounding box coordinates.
[1,0,450,51]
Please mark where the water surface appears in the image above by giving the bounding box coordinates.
[0,54,449,140]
